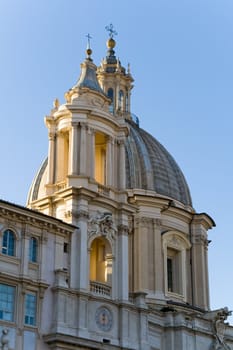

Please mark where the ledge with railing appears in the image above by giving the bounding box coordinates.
[90,280,111,297]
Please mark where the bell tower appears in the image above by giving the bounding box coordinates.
[97,24,134,118]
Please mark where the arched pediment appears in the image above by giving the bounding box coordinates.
[162,230,191,250]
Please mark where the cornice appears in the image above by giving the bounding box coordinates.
[192,213,215,230]
[0,200,75,235]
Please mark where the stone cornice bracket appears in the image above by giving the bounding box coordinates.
[192,213,216,230]
[88,212,117,243]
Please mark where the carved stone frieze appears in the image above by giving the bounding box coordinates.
[88,212,117,243]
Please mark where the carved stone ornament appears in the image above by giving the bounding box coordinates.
[209,308,232,350]
[88,212,117,243]
[167,235,183,249]
[0,329,13,350]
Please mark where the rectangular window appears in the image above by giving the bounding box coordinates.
[0,283,15,322]
[29,237,37,263]
[24,293,37,326]
[167,248,182,295]
[167,257,173,292]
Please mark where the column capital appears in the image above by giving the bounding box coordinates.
[153,218,162,228]
[65,209,89,220]
[71,121,79,128]
[79,121,88,129]
[117,224,129,236]
[48,131,56,141]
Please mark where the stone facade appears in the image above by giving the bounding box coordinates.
[0,30,233,350]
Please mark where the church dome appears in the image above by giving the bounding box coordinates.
[125,119,192,206]
[27,118,192,207]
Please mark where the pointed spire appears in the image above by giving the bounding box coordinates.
[86,33,93,61]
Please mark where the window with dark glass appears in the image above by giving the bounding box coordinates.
[107,88,114,113]
[29,237,37,263]
[24,293,37,326]
[118,90,124,111]
[0,283,15,321]
[125,92,129,112]
[2,229,15,256]
[167,257,173,292]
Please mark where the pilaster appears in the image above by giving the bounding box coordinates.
[47,131,56,184]
[69,123,78,175]
[153,218,164,299]
[118,139,126,189]
[117,224,129,300]
[79,122,87,175]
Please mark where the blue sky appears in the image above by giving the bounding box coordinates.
[0,0,233,321]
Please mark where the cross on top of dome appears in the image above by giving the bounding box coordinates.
[105,23,117,39]
[86,33,93,60]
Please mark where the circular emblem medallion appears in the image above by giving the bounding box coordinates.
[95,306,113,332]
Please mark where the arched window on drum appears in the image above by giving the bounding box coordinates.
[118,90,124,111]
[107,88,114,113]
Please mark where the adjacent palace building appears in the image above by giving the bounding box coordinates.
[1,27,233,350]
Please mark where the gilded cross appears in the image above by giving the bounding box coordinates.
[105,23,117,39]
[86,33,92,49]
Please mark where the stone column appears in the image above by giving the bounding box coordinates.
[20,224,29,276]
[87,127,95,179]
[118,139,126,189]
[39,230,48,281]
[79,122,87,175]
[55,132,65,183]
[153,219,164,299]
[118,225,129,300]
[106,136,113,187]
[69,123,78,175]
[54,235,64,271]
[69,207,89,290]
[204,241,210,309]
[47,131,56,184]
[192,227,209,309]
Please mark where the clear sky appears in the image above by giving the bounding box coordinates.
[0,0,233,321]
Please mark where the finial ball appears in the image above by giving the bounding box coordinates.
[107,38,116,49]
[86,48,92,56]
